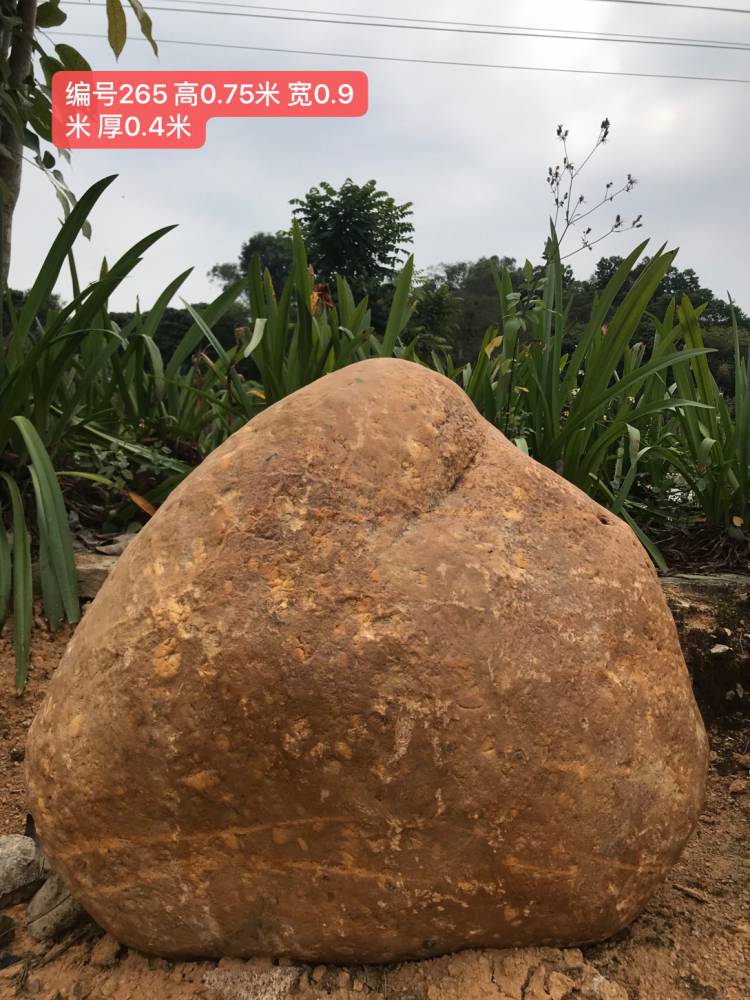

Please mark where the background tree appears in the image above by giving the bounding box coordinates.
[290,178,414,297]
[209,231,292,294]
[406,277,461,358]
[588,257,747,328]
[0,0,155,282]
[422,251,748,374]
[418,256,523,363]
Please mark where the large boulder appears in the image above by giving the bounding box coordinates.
[25,358,708,963]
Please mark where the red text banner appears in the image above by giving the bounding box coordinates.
[52,71,369,149]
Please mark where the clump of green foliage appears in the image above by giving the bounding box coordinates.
[3,168,750,691]
[0,178,416,689]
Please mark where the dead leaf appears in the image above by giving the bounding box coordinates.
[483,335,503,358]
[310,282,334,316]
[674,883,710,904]
[125,491,157,517]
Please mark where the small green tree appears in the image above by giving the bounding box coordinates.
[290,179,414,296]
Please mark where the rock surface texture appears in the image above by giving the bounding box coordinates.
[26,871,89,942]
[25,359,708,963]
[0,835,46,908]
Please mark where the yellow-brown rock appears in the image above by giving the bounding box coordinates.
[25,358,708,962]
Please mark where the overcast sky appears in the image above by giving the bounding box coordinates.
[10,0,750,312]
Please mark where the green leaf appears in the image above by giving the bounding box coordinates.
[15,176,116,347]
[85,425,188,475]
[106,0,127,57]
[140,268,192,341]
[22,129,40,156]
[244,318,267,358]
[54,44,92,72]
[127,0,158,55]
[55,472,116,487]
[182,300,255,420]
[381,255,415,357]
[35,2,67,28]
[11,417,80,625]
[166,281,243,377]
[0,474,32,692]
[28,466,64,631]
[0,512,10,629]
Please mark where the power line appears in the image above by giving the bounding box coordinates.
[166,3,750,50]
[78,0,750,48]
[582,0,750,13]
[51,30,750,82]
[65,0,750,51]
[148,0,750,40]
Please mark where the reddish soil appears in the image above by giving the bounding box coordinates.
[0,614,75,837]
[1,617,749,1000]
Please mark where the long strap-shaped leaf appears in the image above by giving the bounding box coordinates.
[182,301,255,420]
[556,346,712,451]
[15,176,117,350]
[28,465,65,631]
[165,280,244,380]
[0,474,32,691]
[0,504,10,629]
[0,225,179,445]
[11,416,80,624]
[381,255,416,358]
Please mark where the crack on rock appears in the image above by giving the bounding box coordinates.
[443,434,484,499]
[519,962,542,1000]
[384,409,487,555]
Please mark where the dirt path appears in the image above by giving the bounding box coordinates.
[1,620,748,999]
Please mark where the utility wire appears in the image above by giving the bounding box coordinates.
[144,0,750,46]
[51,30,750,83]
[582,0,750,13]
[79,0,750,48]
[64,1,750,51]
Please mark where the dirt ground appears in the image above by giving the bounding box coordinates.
[1,619,749,1000]
[0,614,75,838]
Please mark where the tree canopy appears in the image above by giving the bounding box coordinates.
[415,254,748,372]
[290,179,414,296]
[208,231,293,294]
[209,179,414,305]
